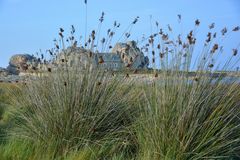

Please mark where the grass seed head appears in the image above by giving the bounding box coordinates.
[132,16,139,24]
[97,82,102,86]
[195,19,200,26]
[162,34,168,41]
[60,28,64,33]
[233,26,240,32]
[101,38,106,44]
[159,29,163,35]
[98,56,104,64]
[208,63,214,68]
[233,49,238,56]
[47,68,52,72]
[194,77,199,82]
[56,44,60,49]
[89,51,93,57]
[130,57,133,63]
[152,58,155,63]
[211,44,219,53]
[221,27,227,36]
[152,51,155,56]
[209,23,215,29]
[213,32,217,38]
[71,25,75,33]
[160,53,164,59]
[168,24,172,31]
[59,32,64,38]
[117,23,121,28]
[177,14,181,21]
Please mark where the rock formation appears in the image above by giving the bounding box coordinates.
[7,54,37,75]
[112,41,149,69]
[53,41,149,70]
[0,41,149,82]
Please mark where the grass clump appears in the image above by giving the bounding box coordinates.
[134,19,240,159]
[0,83,17,144]
[136,76,240,159]
[1,68,139,159]
[0,84,9,120]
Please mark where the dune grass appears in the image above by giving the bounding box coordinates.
[1,71,240,159]
[0,68,139,160]
[135,74,240,159]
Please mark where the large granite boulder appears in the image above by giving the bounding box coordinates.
[40,41,149,71]
[54,47,97,69]
[52,41,149,70]
[7,54,37,75]
[112,41,149,69]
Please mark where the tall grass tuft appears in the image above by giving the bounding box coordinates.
[135,20,240,159]
[136,76,240,159]
[3,67,139,159]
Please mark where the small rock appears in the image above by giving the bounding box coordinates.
[0,67,9,77]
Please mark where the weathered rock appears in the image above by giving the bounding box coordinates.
[57,47,92,66]
[14,41,149,73]
[51,47,97,70]
[49,41,149,71]
[7,54,37,75]
[112,41,149,69]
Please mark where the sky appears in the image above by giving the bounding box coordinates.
[0,0,240,68]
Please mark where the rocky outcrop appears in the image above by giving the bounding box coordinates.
[112,41,149,69]
[7,54,37,75]
[56,47,95,68]
[52,41,149,71]
[1,41,149,80]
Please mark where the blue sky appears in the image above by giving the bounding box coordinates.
[0,0,240,68]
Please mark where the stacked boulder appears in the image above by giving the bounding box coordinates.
[0,54,38,83]
[51,41,149,70]
[7,54,38,75]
